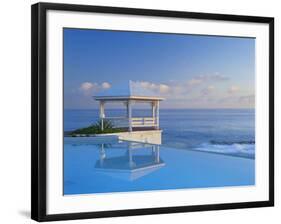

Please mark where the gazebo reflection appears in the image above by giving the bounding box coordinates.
[95,141,165,181]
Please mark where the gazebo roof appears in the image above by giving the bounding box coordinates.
[95,155,165,180]
[94,81,164,101]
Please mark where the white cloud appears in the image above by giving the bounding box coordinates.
[78,74,230,104]
[190,74,229,84]
[80,82,95,91]
[239,95,255,104]
[138,81,158,91]
[218,94,255,108]
[185,74,228,91]
[101,82,111,89]
[79,81,111,95]
[159,84,170,93]
[133,73,228,98]
[201,85,215,96]
[187,78,203,86]
[209,73,229,81]
[228,85,240,94]
[133,81,171,95]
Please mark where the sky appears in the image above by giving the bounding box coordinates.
[64,28,255,109]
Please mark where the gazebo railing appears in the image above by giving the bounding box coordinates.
[131,117,156,127]
[105,117,157,128]
[104,117,129,128]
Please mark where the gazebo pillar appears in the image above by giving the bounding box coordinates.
[127,100,132,132]
[151,102,156,126]
[99,101,105,131]
[128,143,135,167]
[99,144,106,166]
[155,145,160,163]
[156,101,159,129]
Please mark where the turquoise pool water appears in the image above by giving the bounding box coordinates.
[64,137,255,195]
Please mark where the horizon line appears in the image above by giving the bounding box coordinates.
[64,107,255,110]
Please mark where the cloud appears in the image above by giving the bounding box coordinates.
[191,74,229,84]
[133,73,228,99]
[79,81,111,95]
[159,84,171,93]
[132,81,171,95]
[187,78,203,86]
[208,73,229,81]
[101,82,111,89]
[201,85,215,96]
[227,85,240,94]
[218,94,255,108]
[76,78,253,109]
[137,81,158,91]
[78,74,229,101]
[80,82,96,91]
[239,95,255,104]
[185,74,228,91]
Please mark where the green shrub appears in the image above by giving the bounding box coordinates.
[70,119,123,135]
[94,119,114,130]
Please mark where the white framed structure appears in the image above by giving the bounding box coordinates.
[32,2,274,221]
[95,141,165,181]
[94,81,164,132]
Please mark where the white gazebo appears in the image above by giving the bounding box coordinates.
[93,81,164,132]
[95,141,165,181]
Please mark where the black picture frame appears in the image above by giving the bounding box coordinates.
[31,2,274,222]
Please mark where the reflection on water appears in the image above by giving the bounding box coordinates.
[65,109,255,159]
[95,142,165,181]
[64,137,255,195]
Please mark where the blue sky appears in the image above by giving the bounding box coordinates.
[64,28,255,109]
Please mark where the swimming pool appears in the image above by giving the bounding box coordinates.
[64,137,255,195]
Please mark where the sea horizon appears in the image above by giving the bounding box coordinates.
[64,108,254,110]
[63,27,256,195]
[64,108,255,159]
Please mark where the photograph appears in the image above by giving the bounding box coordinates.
[63,28,256,195]
[0,0,278,223]
[31,2,274,221]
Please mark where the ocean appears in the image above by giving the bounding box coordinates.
[64,109,255,159]
[64,109,255,194]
